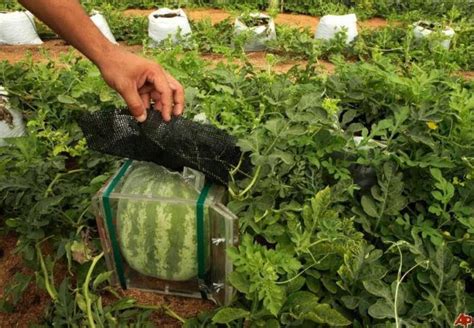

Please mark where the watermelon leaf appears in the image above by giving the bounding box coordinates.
[212,307,249,324]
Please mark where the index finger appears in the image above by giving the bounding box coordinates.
[120,85,146,122]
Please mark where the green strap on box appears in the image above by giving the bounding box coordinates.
[196,182,212,279]
[102,159,133,289]
[102,160,212,293]
[196,182,212,299]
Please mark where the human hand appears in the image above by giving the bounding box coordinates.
[97,48,184,122]
[17,1,183,122]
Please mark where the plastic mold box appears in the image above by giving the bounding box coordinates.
[92,160,238,306]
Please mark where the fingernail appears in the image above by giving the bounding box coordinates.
[136,113,147,122]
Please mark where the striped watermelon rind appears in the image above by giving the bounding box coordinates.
[116,162,210,281]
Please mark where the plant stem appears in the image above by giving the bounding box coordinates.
[392,242,429,328]
[103,286,121,300]
[83,252,104,328]
[393,244,403,328]
[236,165,262,199]
[251,295,259,314]
[276,262,317,285]
[163,306,186,323]
[36,243,58,301]
[44,169,84,197]
[137,304,185,323]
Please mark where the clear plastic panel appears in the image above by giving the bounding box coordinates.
[92,161,237,305]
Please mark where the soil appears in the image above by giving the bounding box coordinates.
[0,40,143,65]
[185,8,232,25]
[0,39,70,64]
[0,40,321,74]
[0,234,49,328]
[122,289,215,327]
[457,70,474,80]
[0,233,214,327]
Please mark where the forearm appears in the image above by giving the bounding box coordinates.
[18,0,115,68]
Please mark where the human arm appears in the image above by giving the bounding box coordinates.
[18,0,184,122]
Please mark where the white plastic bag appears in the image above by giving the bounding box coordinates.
[0,11,42,45]
[413,21,455,49]
[0,87,26,147]
[315,14,358,44]
[148,8,192,46]
[90,11,117,44]
[234,13,276,52]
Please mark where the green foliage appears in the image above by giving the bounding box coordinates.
[189,18,237,54]
[1,23,473,327]
[0,0,22,10]
[0,273,32,312]
[0,59,119,256]
[353,23,474,70]
[3,0,474,19]
[79,0,190,11]
[37,250,159,326]
[102,8,148,45]
[212,307,249,324]
[213,58,473,326]
[228,234,302,316]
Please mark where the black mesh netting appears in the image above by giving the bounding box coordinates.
[77,108,250,185]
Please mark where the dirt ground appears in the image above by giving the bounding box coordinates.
[0,233,214,327]
[456,70,474,80]
[0,234,49,328]
[122,289,215,327]
[0,40,324,75]
[0,40,142,64]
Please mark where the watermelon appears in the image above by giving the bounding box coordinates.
[116,162,209,281]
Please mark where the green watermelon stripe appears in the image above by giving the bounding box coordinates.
[144,200,159,276]
[177,205,198,279]
[154,203,172,277]
[164,203,186,279]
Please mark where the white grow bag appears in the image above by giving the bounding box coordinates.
[0,11,42,45]
[315,14,358,44]
[90,11,117,44]
[413,21,455,50]
[234,13,276,52]
[0,87,26,147]
[148,8,192,46]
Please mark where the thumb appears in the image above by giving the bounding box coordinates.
[120,86,147,122]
